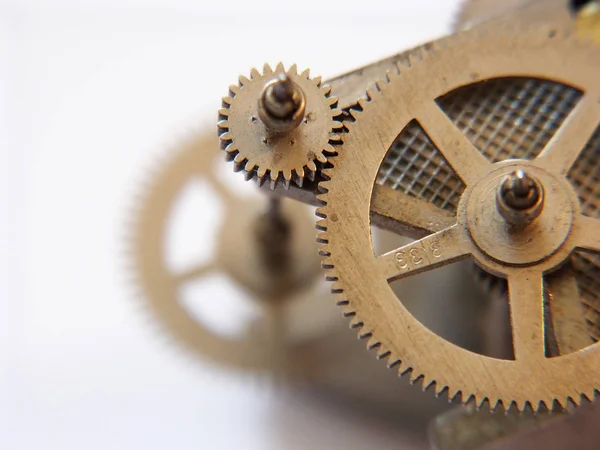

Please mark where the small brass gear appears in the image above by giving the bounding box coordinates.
[218,63,342,189]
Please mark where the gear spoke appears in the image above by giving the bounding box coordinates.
[204,171,235,203]
[507,271,546,361]
[546,266,593,354]
[377,224,469,281]
[536,94,600,176]
[416,102,491,186]
[174,261,218,284]
[573,215,600,253]
[371,184,456,238]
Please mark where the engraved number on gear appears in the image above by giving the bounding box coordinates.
[431,239,442,258]
[395,239,442,271]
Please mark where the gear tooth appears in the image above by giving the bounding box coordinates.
[566,396,579,409]
[316,219,327,231]
[217,120,229,130]
[537,400,550,414]
[315,206,327,219]
[331,119,344,130]
[315,152,328,164]
[319,246,331,257]
[229,84,240,95]
[250,67,262,79]
[522,401,535,415]
[410,371,424,386]
[325,271,339,283]
[320,84,332,96]
[550,399,564,413]
[320,169,334,180]
[349,108,362,120]
[507,401,520,414]
[326,95,338,107]
[449,389,463,404]
[219,131,232,142]
[435,384,450,398]
[269,169,279,182]
[323,143,336,155]
[244,165,257,180]
[317,181,329,194]
[477,397,490,412]
[349,317,363,329]
[358,329,372,340]
[408,49,424,64]
[491,400,506,414]
[464,394,477,409]
[306,160,317,173]
[255,174,267,187]
[233,152,245,164]
[233,159,246,173]
[376,349,391,361]
[218,108,230,117]
[274,62,284,72]
[263,63,273,74]
[295,166,305,180]
[300,68,310,79]
[282,169,292,181]
[580,392,593,406]
[387,358,401,370]
[317,232,329,245]
[423,378,437,393]
[316,193,328,206]
[329,132,343,143]
[357,98,369,110]
[293,171,304,188]
[330,281,343,294]
[256,166,267,178]
[239,74,251,86]
[365,88,376,101]
[288,63,298,75]
[224,142,238,154]
[312,75,322,86]
[375,80,386,91]
[222,95,234,105]
[366,338,380,351]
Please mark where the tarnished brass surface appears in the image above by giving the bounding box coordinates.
[218,63,342,189]
[316,19,600,411]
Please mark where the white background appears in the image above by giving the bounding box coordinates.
[1,1,462,448]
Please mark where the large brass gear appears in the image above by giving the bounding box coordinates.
[317,23,600,411]
[218,63,342,189]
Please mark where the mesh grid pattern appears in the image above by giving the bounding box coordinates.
[377,78,582,213]
[437,78,582,163]
[374,76,600,343]
[572,252,600,342]
[568,126,600,218]
[377,120,464,212]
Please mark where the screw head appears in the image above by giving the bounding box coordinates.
[496,170,545,225]
[258,73,306,133]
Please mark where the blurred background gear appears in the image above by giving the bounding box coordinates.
[127,127,454,444]
[129,130,335,375]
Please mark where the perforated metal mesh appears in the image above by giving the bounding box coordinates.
[377,120,464,212]
[568,126,600,218]
[375,76,600,343]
